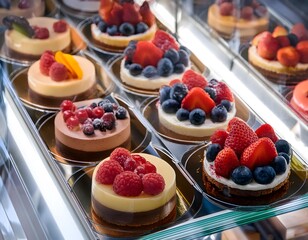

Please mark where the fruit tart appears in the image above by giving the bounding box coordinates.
[158,70,236,139]
[248,24,308,84]
[120,30,191,91]
[290,79,308,122]
[91,148,176,230]
[203,117,292,198]
[91,0,156,51]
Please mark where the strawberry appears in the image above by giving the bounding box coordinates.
[224,117,258,156]
[181,87,216,114]
[240,138,278,170]
[182,70,208,90]
[140,1,155,26]
[152,30,179,52]
[103,2,123,26]
[214,147,239,178]
[99,0,114,18]
[122,3,142,25]
[212,81,234,104]
[132,41,163,67]
[255,123,278,143]
[210,129,229,147]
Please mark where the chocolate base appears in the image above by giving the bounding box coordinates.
[91,37,126,53]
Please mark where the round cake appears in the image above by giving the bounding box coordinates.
[91,0,156,50]
[158,71,236,139]
[3,16,71,59]
[63,0,99,12]
[248,24,308,84]
[54,99,131,162]
[203,117,292,198]
[207,1,269,40]
[92,148,176,229]
[28,51,97,106]
[120,30,191,91]
[290,79,308,121]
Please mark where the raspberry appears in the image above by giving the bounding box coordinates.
[143,161,156,174]
[210,129,229,147]
[96,160,124,184]
[134,165,146,178]
[142,173,165,195]
[49,62,68,81]
[109,148,131,166]
[34,27,49,39]
[53,20,68,33]
[132,154,146,166]
[39,51,55,75]
[113,171,143,196]
[123,157,136,171]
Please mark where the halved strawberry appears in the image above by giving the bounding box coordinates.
[132,41,163,67]
[152,30,179,52]
[122,3,142,25]
[210,129,229,148]
[140,1,155,26]
[224,117,258,156]
[214,147,239,178]
[103,2,123,26]
[240,138,278,170]
[212,81,234,104]
[99,0,114,19]
[182,70,207,90]
[181,87,215,114]
[255,123,278,143]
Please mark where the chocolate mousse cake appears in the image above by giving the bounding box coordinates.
[91,148,176,233]
[54,99,131,162]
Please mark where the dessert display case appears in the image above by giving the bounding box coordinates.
[0,0,308,239]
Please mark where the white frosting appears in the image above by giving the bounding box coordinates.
[158,103,236,137]
[63,0,99,12]
[28,56,96,97]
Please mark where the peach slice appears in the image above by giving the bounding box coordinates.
[257,34,280,60]
[272,26,288,38]
[296,40,308,63]
[55,51,83,79]
[277,46,300,67]
[252,31,271,46]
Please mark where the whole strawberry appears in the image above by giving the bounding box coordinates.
[214,147,239,178]
[255,123,278,143]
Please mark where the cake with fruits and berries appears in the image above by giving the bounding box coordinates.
[248,24,308,84]
[91,0,156,51]
[290,79,308,122]
[3,16,71,59]
[91,148,176,230]
[207,0,269,40]
[120,30,191,91]
[158,70,236,139]
[28,51,97,106]
[54,99,131,161]
[203,117,292,199]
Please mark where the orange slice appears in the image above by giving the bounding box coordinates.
[55,51,83,79]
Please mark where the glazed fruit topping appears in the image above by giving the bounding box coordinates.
[152,30,180,52]
[132,41,163,68]
[53,20,68,33]
[3,16,35,38]
[255,123,278,143]
[182,70,208,90]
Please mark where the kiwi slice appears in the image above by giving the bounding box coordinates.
[2,15,35,38]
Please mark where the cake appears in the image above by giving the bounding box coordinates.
[28,51,97,106]
[120,30,191,91]
[3,16,71,59]
[63,0,99,13]
[0,0,45,24]
[54,99,131,161]
[290,79,308,121]
[91,0,156,50]
[158,70,236,139]
[248,24,308,84]
[207,0,269,40]
[203,117,292,199]
[91,148,176,231]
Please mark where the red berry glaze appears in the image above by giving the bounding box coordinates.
[53,20,68,33]
[60,100,76,112]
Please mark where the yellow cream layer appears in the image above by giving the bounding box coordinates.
[5,17,71,55]
[92,153,176,212]
[28,56,96,97]
[91,23,157,48]
[158,104,236,137]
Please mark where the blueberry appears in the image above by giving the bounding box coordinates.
[189,108,206,125]
[115,106,127,119]
[102,120,114,130]
[206,143,222,162]
[164,48,180,64]
[157,58,174,77]
[129,63,143,76]
[278,152,290,164]
[180,45,191,55]
[159,85,171,104]
[102,102,114,112]
[288,33,298,47]
[208,78,219,87]
[119,22,135,36]
[204,87,216,100]
[97,20,107,32]
[83,124,94,135]
[253,166,276,184]
[90,102,97,109]
[136,22,148,33]
[221,100,232,112]
[142,65,157,78]
[176,108,190,121]
[170,83,188,102]
[161,99,180,113]
[275,139,291,155]
[124,45,136,61]
[92,15,102,25]
[128,40,137,47]
[98,99,110,107]
[124,60,132,69]
[231,166,253,185]
[106,25,118,36]
[92,118,102,129]
[174,63,186,74]
[178,49,189,67]
[272,156,287,174]
[211,104,228,122]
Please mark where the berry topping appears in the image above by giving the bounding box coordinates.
[132,154,147,165]
[115,106,127,119]
[219,2,233,16]
[291,23,308,42]
[136,22,149,34]
[96,160,124,184]
[66,115,79,130]
[277,46,300,67]
[278,152,290,164]
[122,3,142,25]
[189,108,206,125]
[142,66,157,78]
[241,6,253,20]
[101,112,116,130]
[257,34,280,60]
[210,129,228,148]
[39,51,55,76]
[92,107,104,118]
[271,156,287,174]
[152,30,180,52]
[109,147,131,166]
[157,58,174,77]
[169,83,188,102]
[123,157,137,171]
[143,161,157,174]
[214,147,239,178]
[272,26,288,38]
[62,110,75,122]
[221,100,232,112]
[231,166,253,185]
[139,1,155,26]
[164,48,180,64]
[132,41,163,68]
[103,2,123,26]
[129,63,143,76]
[255,123,278,143]
[2,16,34,38]
[178,49,190,67]
[83,124,94,135]
[176,108,190,121]
[119,22,135,36]
[75,109,88,124]
[18,0,30,9]
[211,81,234,104]
[60,100,76,112]
[211,104,227,123]
[113,171,143,196]
[296,40,308,63]
[34,27,49,39]
[142,173,165,195]
[159,85,171,104]
[253,166,276,184]
[49,62,68,81]
[162,99,180,113]
[275,139,291,155]
[53,20,68,33]
[182,70,207,90]
[206,143,222,162]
